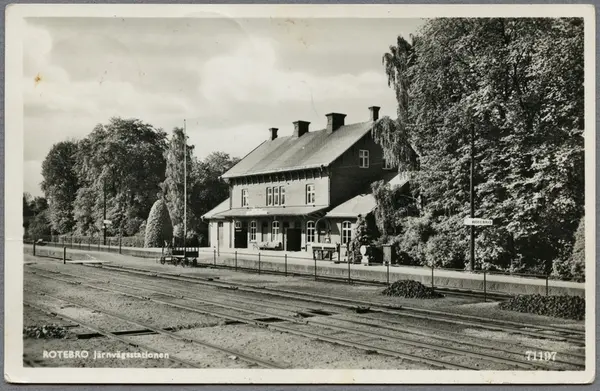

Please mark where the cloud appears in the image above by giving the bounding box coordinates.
[199,37,389,108]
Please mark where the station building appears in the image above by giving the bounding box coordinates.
[202,106,408,252]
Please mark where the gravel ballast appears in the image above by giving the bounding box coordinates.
[498,294,585,320]
[382,280,444,299]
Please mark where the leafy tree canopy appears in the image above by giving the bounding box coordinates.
[376,18,584,273]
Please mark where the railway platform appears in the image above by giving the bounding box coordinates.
[24,243,585,297]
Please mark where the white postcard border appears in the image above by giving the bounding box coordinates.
[4,3,596,384]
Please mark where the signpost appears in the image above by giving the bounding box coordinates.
[464,218,493,226]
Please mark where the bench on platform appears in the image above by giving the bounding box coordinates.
[311,243,338,261]
[258,241,282,250]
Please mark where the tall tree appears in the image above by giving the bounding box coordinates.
[190,152,239,227]
[376,18,584,273]
[161,127,195,239]
[75,117,168,236]
[41,141,80,233]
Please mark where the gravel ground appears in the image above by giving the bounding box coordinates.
[24,337,185,368]
[174,323,429,369]
[23,255,586,370]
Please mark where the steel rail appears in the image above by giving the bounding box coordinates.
[90,264,586,343]
[25,288,285,369]
[36,264,588,365]
[29,267,584,370]
[26,269,473,370]
[23,301,198,368]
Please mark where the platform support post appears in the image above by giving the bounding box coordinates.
[63,246,66,264]
[258,253,261,275]
[348,259,351,284]
[545,275,549,296]
[284,254,287,276]
[235,251,238,271]
[386,262,390,286]
[483,270,487,302]
[213,249,216,266]
[33,241,36,257]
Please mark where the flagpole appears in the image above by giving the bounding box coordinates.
[183,119,187,256]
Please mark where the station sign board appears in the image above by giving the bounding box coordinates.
[464,218,493,226]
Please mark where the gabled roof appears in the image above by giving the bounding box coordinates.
[201,198,230,220]
[221,121,374,179]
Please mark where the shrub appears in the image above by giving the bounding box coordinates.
[27,210,52,239]
[498,294,585,320]
[551,218,585,282]
[348,216,370,263]
[424,233,465,269]
[144,199,173,248]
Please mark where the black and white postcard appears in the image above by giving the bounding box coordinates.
[4,4,596,384]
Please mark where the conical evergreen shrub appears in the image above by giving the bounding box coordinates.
[144,199,172,248]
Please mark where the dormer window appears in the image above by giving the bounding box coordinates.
[359,150,369,168]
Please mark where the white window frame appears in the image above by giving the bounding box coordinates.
[271,220,280,241]
[359,150,370,168]
[250,221,257,242]
[266,187,273,206]
[383,158,393,170]
[306,184,315,204]
[273,186,280,206]
[342,221,352,244]
[280,186,286,205]
[306,221,316,243]
[241,189,248,207]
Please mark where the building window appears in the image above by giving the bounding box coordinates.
[359,150,369,168]
[280,187,286,205]
[273,186,280,206]
[235,221,242,229]
[383,158,393,170]
[306,221,315,243]
[266,187,273,206]
[241,189,248,207]
[250,221,257,242]
[306,184,315,204]
[271,220,280,241]
[342,221,352,244]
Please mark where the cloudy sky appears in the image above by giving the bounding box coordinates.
[24,17,423,196]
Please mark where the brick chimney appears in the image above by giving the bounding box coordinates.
[293,121,310,138]
[325,113,346,133]
[369,106,380,121]
[269,127,278,141]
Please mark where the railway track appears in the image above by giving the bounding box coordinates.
[26,265,585,370]
[88,263,586,344]
[28,263,587,364]
[24,288,285,369]
[23,301,198,368]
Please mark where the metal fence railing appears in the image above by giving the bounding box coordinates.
[24,236,582,299]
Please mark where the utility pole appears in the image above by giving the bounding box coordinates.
[103,178,107,246]
[469,124,475,271]
[183,119,187,254]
